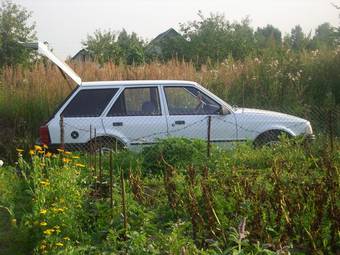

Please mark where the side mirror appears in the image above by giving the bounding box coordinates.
[220,106,230,115]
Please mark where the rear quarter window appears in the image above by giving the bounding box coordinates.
[62,88,118,117]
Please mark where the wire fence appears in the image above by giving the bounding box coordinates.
[55,105,339,155]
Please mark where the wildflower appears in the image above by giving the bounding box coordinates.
[34,145,43,151]
[62,158,71,164]
[29,150,35,155]
[40,209,47,215]
[57,148,64,153]
[43,144,48,149]
[57,208,64,213]
[64,151,72,155]
[40,244,46,250]
[0,160,3,167]
[11,218,17,225]
[40,222,48,226]
[16,148,24,153]
[45,152,52,158]
[40,180,50,186]
[72,155,80,159]
[55,242,63,247]
[38,150,45,154]
[63,236,70,241]
[43,228,54,235]
[75,163,85,168]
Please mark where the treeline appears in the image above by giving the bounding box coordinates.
[82,12,340,65]
[0,1,339,68]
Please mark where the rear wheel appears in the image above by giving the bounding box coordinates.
[86,136,125,153]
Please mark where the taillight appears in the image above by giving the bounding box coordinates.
[39,125,50,145]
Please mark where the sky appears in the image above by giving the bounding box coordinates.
[13,0,340,59]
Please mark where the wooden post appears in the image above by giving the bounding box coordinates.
[109,151,113,209]
[120,169,127,240]
[59,115,64,150]
[207,116,212,158]
[328,110,334,154]
[89,125,92,168]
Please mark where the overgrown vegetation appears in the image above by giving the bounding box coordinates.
[0,138,339,254]
[1,48,339,161]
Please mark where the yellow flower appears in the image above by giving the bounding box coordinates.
[29,150,35,155]
[40,222,47,226]
[40,180,50,186]
[40,209,47,215]
[55,242,63,247]
[11,219,17,225]
[57,148,64,153]
[38,150,45,154]
[43,144,48,149]
[57,208,64,213]
[75,163,85,168]
[34,145,43,151]
[72,155,80,159]
[64,151,72,155]
[45,152,52,158]
[16,148,24,153]
[43,229,53,235]
[63,236,70,241]
[62,158,71,163]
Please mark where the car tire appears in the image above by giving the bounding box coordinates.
[253,130,290,148]
[86,136,125,153]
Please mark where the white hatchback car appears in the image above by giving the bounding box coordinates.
[30,42,314,150]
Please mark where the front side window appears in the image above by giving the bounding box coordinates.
[107,87,161,116]
[62,88,118,117]
[164,86,221,115]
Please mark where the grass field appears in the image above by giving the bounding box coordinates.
[0,138,339,254]
[0,48,339,160]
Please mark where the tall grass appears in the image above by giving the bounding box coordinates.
[0,49,339,159]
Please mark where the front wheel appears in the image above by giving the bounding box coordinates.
[253,130,291,148]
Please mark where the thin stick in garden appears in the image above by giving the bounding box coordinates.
[94,128,97,177]
[109,150,113,209]
[59,115,64,150]
[328,109,334,154]
[89,125,92,169]
[98,141,102,188]
[120,168,128,240]
[207,116,211,158]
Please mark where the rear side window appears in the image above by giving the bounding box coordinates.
[107,87,161,116]
[62,89,118,117]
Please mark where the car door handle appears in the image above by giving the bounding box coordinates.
[112,122,123,127]
[174,120,185,125]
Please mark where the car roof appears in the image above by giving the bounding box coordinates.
[81,80,198,87]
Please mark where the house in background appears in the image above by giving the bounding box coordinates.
[71,28,186,62]
[145,28,186,59]
[71,49,93,62]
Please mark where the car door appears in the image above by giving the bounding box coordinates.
[49,88,119,148]
[103,86,168,147]
[163,85,237,145]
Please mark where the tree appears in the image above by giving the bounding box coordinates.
[0,0,36,67]
[285,25,310,51]
[82,29,145,65]
[180,12,256,64]
[311,23,337,49]
[117,29,145,65]
[255,25,282,49]
[82,29,120,64]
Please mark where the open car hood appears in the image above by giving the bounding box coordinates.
[25,42,82,85]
